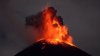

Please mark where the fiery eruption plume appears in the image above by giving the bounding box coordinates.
[26,7,74,46]
[39,7,74,46]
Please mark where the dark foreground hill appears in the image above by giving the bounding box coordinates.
[15,40,91,56]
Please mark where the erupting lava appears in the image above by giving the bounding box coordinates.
[35,7,74,46]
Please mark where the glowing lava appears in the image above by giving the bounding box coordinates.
[37,7,74,46]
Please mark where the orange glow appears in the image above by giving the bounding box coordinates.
[37,7,74,46]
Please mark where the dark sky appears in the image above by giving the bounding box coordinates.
[0,0,100,56]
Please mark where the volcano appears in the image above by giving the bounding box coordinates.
[15,7,91,56]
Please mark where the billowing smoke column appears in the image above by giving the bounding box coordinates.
[15,7,91,56]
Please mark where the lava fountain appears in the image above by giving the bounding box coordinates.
[36,7,74,46]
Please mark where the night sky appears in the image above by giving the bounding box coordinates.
[0,0,100,56]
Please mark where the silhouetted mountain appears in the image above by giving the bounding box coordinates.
[15,40,91,56]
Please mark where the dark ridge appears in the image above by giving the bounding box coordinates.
[15,40,91,56]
